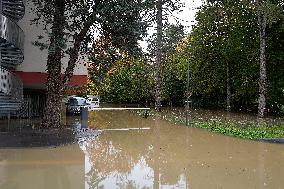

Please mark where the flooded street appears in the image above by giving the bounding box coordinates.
[1,110,284,188]
[0,145,84,189]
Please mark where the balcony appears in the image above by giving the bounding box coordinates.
[0,14,24,67]
[0,66,23,101]
[1,0,25,21]
[0,0,25,115]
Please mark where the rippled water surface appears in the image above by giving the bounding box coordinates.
[1,110,284,189]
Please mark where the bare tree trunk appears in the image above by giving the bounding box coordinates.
[225,5,232,113]
[155,0,162,111]
[257,0,267,118]
[226,61,232,112]
[42,0,65,128]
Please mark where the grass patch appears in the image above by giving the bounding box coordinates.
[133,110,284,140]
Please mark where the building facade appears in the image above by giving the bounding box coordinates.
[0,0,88,117]
[0,0,25,117]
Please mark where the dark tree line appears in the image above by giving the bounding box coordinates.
[89,0,284,116]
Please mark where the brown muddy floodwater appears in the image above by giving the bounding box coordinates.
[1,110,284,189]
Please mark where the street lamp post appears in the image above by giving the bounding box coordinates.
[185,59,190,126]
[185,44,192,126]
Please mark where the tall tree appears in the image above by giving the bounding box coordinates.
[155,0,163,111]
[31,0,147,127]
[257,0,268,117]
[43,0,66,128]
[256,0,282,117]
[144,0,183,111]
[153,24,186,106]
[224,1,233,112]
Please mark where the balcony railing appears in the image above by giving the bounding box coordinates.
[0,14,24,67]
[0,0,25,21]
[0,45,24,67]
[0,14,24,51]
[0,0,25,115]
[0,66,23,101]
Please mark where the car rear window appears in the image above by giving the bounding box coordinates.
[92,98,99,102]
[68,98,78,105]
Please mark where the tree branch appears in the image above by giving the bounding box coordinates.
[61,3,98,89]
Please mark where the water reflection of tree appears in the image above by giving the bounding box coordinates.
[85,130,153,188]
[145,120,191,188]
[117,180,141,189]
[84,111,191,188]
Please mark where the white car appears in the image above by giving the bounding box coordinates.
[86,96,100,111]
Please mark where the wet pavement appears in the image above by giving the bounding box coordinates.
[1,110,284,188]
